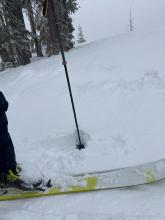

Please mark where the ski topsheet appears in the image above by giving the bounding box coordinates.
[0,158,165,201]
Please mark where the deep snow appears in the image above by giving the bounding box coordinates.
[1,28,165,219]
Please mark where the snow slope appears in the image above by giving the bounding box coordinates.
[1,28,165,219]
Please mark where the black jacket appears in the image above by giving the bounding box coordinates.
[0,91,16,174]
[0,91,8,129]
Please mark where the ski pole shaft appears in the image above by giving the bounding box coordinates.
[50,0,84,150]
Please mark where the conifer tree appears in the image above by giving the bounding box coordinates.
[24,0,43,57]
[0,1,16,64]
[1,0,31,65]
[77,25,86,44]
[0,0,78,65]
[43,0,78,56]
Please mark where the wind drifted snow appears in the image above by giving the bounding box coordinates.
[1,28,165,219]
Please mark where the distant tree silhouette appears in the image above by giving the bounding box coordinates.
[77,25,86,44]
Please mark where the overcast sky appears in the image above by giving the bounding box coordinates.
[72,0,165,42]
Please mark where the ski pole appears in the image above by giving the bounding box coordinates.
[44,0,85,150]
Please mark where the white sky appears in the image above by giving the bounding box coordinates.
[72,0,165,42]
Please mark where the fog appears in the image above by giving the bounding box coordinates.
[72,0,165,42]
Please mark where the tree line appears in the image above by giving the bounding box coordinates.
[0,0,78,67]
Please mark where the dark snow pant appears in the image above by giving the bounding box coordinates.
[0,126,16,174]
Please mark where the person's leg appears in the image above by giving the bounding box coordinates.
[4,132,17,173]
[0,126,16,175]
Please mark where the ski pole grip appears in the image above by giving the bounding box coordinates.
[43,0,49,16]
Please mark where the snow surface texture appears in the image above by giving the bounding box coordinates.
[1,28,165,219]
